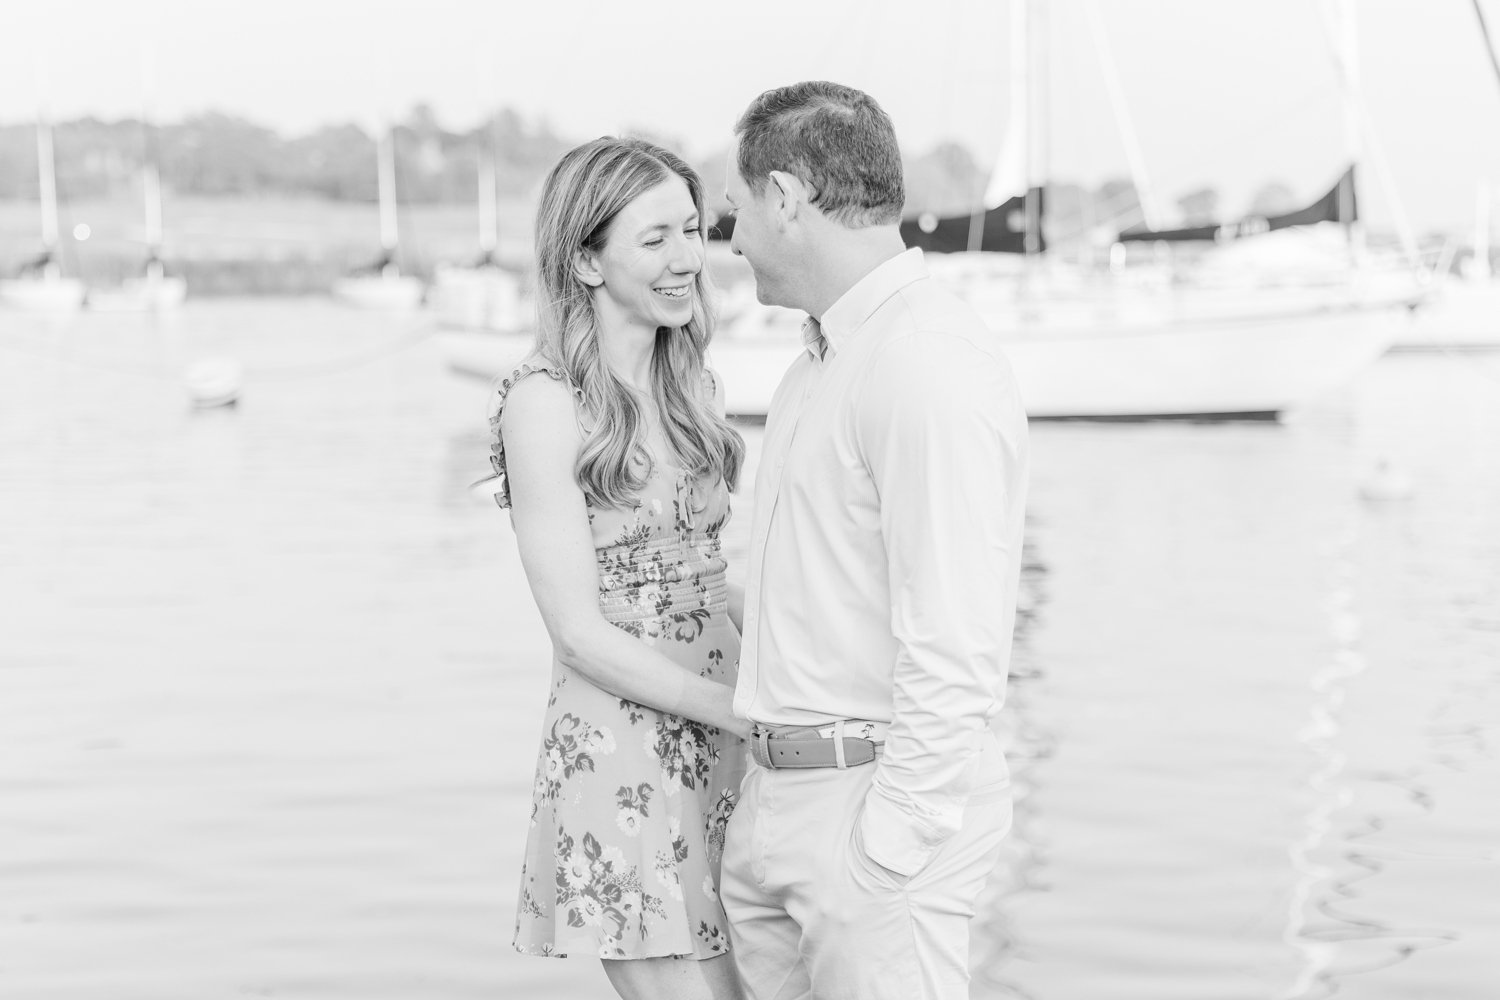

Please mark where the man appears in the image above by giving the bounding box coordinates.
[718,82,1030,1000]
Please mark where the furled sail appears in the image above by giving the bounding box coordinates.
[898,189,1045,254]
[707,188,1046,254]
[1117,166,1357,244]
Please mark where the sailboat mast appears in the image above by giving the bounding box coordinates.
[143,126,163,253]
[36,115,60,253]
[1322,0,1364,258]
[139,45,163,262]
[377,124,399,254]
[478,119,498,258]
[1084,0,1164,231]
[1023,0,1045,257]
[1476,183,1494,280]
[1472,0,1500,93]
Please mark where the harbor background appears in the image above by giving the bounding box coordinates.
[4,0,1500,996]
[3,302,1498,999]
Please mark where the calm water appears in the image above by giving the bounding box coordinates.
[2,300,1497,1000]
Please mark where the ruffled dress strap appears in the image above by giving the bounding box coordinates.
[485,360,583,510]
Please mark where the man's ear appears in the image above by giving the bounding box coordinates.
[768,170,813,225]
[574,250,604,288]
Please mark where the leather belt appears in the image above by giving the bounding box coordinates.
[750,720,887,770]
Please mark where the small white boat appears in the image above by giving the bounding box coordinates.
[1395,275,1500,351]
[332,268,425,310]
[86,266,188,313]
[438,323,800,418]
[428,262,524,331]
[333,122,425,310]
[438,328,531,382]
[0,272,86,312]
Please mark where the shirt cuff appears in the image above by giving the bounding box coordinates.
[858,785,945,879]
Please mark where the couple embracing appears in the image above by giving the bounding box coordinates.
[489,81,1029,1000]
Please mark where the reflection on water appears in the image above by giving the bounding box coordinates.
[2,303,1498,999]
[972,524,1054,1000]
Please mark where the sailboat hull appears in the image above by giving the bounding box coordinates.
[87,275,188,313]
[996,298,1410,419]
[332,274,425,310]
[428,266,524,332]
[0,277,86,313]
[1393,278,1500,350]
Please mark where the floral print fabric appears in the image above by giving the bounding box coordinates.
[496,364,745,961]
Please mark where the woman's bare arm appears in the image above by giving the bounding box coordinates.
[726,581,745,635]
[501,374,749,738]
[707,367,747,634]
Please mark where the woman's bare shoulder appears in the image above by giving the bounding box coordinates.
[498,357,581,426]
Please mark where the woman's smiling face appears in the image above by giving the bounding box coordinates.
[585,172,704,335]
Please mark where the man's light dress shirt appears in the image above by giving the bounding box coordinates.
[735,248,1029,878]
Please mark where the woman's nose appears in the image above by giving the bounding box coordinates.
[670,236,703,273]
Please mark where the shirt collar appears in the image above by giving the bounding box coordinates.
[812,248,928,359]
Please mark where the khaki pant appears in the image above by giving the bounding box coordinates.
[721,739,1011,1000]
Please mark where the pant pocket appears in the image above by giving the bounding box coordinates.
[846,800,913,892]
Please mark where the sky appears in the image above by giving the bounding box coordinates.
[3,0,1498,235]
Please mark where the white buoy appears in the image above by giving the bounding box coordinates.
[1359,459,1415,502]
[182,358,243,409]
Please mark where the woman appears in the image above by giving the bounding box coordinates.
[489,137,749,1000]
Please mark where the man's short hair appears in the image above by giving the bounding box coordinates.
[734,81,904,228]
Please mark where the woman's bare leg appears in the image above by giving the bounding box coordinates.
[602,954,745,1000]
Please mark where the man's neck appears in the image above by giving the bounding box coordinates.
[800,225,908,321]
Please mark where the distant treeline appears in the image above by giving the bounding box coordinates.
[0,103,1307,237]
[0,105,574,204]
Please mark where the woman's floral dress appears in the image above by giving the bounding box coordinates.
[490,361,745,961]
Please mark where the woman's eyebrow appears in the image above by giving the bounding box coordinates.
[634,213,700,237]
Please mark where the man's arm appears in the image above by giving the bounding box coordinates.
[854,332,1028,877]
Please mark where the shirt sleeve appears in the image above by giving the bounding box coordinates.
[854,331,1027,877]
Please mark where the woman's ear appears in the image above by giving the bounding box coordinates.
[574,250,604,288]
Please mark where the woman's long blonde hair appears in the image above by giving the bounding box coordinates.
[532,136,743,508]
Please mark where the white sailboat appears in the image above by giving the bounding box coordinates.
[332,121,425,309]
[1394,181,1500,351]
[87,79,188,312]
[704,266,1419,420]
[1394,0,1500,352]
[0,107,86,312]
[429,114,525,332]
[721,0,1417,420]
